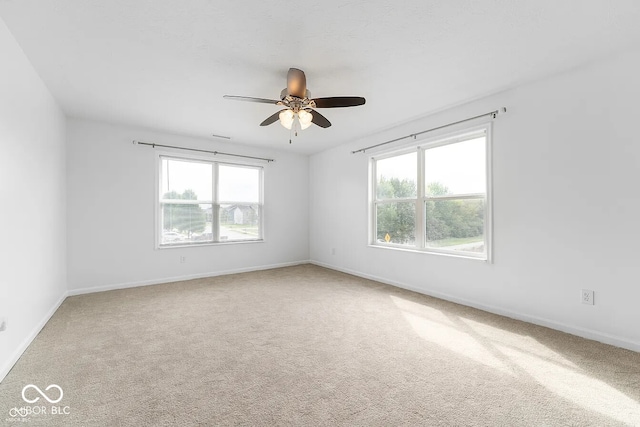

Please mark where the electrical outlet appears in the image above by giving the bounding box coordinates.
[330,248,336,256]
[582,289,594,305]
[0,317,7,332]
[180,256,186,264]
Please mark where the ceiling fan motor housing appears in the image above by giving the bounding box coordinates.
[280,88,310,101]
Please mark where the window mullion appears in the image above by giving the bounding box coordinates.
[370,159,377,245]
[416,147,425,249]
[160,199,213,205]
[259,167,264,240]
[375,197,417,204]
[425,193,485,201]
[212,162,219,242]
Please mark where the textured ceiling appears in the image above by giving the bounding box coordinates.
[1,1,640,154]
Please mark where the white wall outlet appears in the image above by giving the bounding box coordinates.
[330,248,336,256]
[0,317,7,332]
[180,256,186,264]
[582,289,594,305]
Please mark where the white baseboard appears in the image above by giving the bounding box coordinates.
[4,259,634,385]
[310,260,640,353]
[1,260,311,383]
[0,291,69,383]
[68,260,311,296]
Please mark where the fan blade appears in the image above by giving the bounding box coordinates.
[260,109,287,126]
[287,68,307,98]
[310,109,331,128]
[312,97,366,108]
[224,95,280,104]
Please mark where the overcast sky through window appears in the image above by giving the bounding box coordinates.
[161,159,260,202]
[376,136,486,195]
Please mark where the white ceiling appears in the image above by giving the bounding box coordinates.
[1,1,640,154]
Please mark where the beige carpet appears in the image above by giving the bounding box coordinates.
[1,265,639,426]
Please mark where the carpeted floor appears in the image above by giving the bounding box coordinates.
[1,264,639,426]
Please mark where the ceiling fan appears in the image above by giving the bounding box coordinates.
[224,68,366,131]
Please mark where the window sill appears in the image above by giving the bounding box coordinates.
[368,243,490,263]
[157,239,264,250]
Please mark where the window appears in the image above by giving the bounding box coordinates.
[371,127,490,259]
[375,152,417,246]
[158,156,263,246]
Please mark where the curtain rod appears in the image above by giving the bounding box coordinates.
[132,140,275,163]
[351,107,507,154]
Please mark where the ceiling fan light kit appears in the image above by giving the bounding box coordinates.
[224,68,366,138]
[278,109,295,130]
[297,109,313,130]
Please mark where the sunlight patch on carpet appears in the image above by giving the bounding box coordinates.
[497,344,640,425]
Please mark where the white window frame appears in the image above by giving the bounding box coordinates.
[369,124,492,262]
[155,152,264,249]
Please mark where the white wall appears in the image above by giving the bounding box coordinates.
[66,119,309,293]
[0,17,67,381]
[310,48,640,351]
